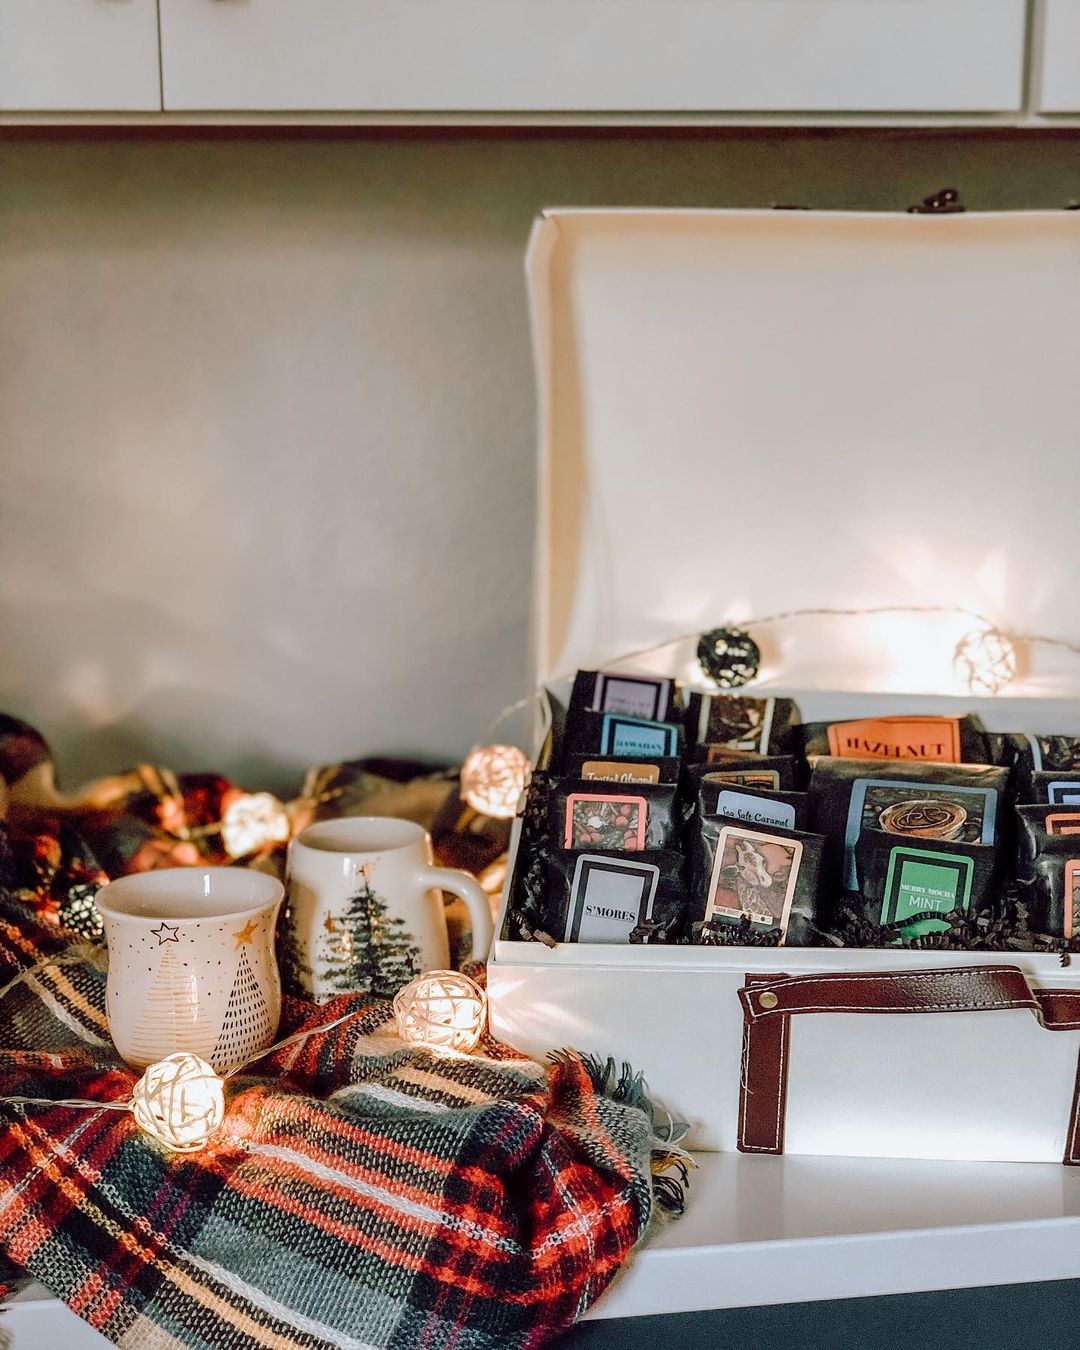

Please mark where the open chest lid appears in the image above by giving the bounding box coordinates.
[526,208,1080,722]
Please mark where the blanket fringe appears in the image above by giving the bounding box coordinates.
[549,1050,694,1216]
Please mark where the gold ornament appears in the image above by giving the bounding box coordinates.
[953,628,1018,696]
[460,745,530,820]
[392,970,488,1054]
[221,792,291,858]
[131,1052,225,1153]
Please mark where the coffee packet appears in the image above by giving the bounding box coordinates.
[1030,770,1080,807]
[687,773,808,832]
[501,771,552,941]
[854,829,998,941]
[560,709,683,765]
[562,752,681,786]
[807,756,1009,899]
[548,778,680,853]
[683,693,799,756]
[1015,804,1080,885]
[690,747,799,789]
[568,669,678,725]
[546,846,687,944]
[990,734,1080,803]
[800,713,991,765]
[1025,841,1080,939]
[690,814,824,945]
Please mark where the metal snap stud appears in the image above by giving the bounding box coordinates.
[758,991,779,1010]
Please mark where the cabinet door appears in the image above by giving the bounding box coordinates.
[161,0,1025,114]
[1040,0,1080,111]
[0,0,160,111]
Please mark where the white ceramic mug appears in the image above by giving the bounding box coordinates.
[284,817,494,1002]
[96,867,284,1073]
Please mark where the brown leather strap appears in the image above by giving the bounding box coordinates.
[1067,1049,1080,1166]
[739,974,790,1154]
[738,965,1080,1028]
[736,965,1080,1164]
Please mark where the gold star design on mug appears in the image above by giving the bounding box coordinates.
[233,919,258,948]
[151,922,179,945]
[361,862,374,881]
[323,913,337,935]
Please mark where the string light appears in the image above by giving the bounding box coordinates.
[393,970,488,1053]
[131,1053,224,1152]
[460,744,531,820]
[953,628,1018,697]
[695,627,760,689]
[220,792,291,858]
[592,605,1080,699]
[0,951,491,1153]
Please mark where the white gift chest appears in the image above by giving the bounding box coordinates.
[488,207,1080,1165]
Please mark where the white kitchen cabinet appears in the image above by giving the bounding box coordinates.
[0,0,160,112]
[1040,0,1080,112]
[159,0,1026,114]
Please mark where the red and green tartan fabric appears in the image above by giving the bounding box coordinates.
[0,889,686,1349]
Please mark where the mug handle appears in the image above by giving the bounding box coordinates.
[425,867,495,962]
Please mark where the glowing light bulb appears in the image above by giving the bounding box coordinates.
[131,1053,225,1152]
[221,792,291,858]
[460,745,530,820]
[953,628,1018,696]
[392,971,488,1054]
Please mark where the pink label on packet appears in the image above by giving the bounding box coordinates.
[564,793,648,851]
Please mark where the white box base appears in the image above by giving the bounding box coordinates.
[587,1152,1080,1320]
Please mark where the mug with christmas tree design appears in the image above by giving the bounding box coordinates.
[283,817,494,1002]
[96,867,284,1073]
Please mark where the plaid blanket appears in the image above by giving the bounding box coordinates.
[0,892,686,1349]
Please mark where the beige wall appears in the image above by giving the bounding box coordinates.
[1,130,1076,791]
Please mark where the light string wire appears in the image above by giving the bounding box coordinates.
[470,604,1080,762]
[596,603,1080,676]
[478,694,544,746]
[0,949,379,1117]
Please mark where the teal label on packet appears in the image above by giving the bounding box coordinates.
[882,847,973,938]
[600,714,676,758]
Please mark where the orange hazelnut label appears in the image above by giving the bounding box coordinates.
[826,716,962,763]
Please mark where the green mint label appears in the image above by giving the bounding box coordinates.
[882,848,973,938]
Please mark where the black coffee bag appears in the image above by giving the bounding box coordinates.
[1016,803,1080,885]
[568,669,678,724]
[546,846,687,944]
[1030,770,1080,807]
[689,748,799,790]
[1026,841,1080,939]
[991,734,1080,803]
[807,756,1009,901]
[854,829,998,941]
[560,708,684,766]
[683,693,799,756]
[689,814,824,945]
[800,713,991,765]
[548,778,680,852]
[688,774,808,832]
[562,752,682,786]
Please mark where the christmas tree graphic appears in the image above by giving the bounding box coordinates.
[212,947,275,1070]
[277,905,313,998]
[129,945,216,1065]
[319,873,420,999]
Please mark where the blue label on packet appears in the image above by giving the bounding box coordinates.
[714,790,796,830]
[600,714,677,758]
[843,777,996,892]
[1049,782,1080,805]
